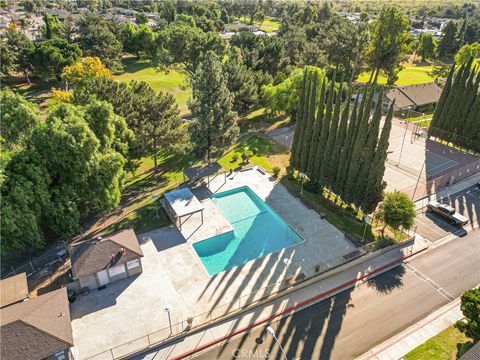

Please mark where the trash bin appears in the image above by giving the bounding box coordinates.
[67,289,76,304]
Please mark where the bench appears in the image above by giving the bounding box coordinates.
[343,250,362,261]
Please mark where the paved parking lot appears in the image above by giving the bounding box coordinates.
[415,185,480,242]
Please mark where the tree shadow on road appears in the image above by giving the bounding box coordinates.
[366,265,406,295]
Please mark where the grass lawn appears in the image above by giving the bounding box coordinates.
[115,58,191,115]
[237,16,280,33]
[405,324,473,360]
[218,134,290,173]
[357,65,434,85]
[102,201,171,236]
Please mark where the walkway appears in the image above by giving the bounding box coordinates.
[132,237,428,360]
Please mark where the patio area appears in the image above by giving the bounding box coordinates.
[71,169,362,359]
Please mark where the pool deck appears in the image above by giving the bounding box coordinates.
[71,169,362,359]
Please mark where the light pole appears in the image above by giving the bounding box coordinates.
[299,172,307,195]
[164,304,173,335]
[266,326,288,360]
[398,106,411,165]
[362,215,371,243]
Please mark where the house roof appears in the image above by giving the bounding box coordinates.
[385,82,442,109]
[164,187,205,218]
[0,273,28,308]
[69,228,143,279]
[459,341,480,360]
[385,88,415,109]
[1,288,73,360]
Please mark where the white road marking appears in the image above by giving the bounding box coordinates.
[405,263,455,301]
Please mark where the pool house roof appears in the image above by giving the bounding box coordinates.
[164,187,205,218]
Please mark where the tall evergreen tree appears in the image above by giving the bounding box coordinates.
[290,69,309,169]
[362,103,394,212]
[331,85,352,193]
[322,76,344,185]
[306,78,327,176]
[430,63,455,135]
[335,95,359,195]
[357,91,383,208]
[189,51,239,162]
[313,78,335,182]
[300,75,318,172]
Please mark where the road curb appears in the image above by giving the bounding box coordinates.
[170,247,428,360]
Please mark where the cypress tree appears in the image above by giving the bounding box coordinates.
[357,90,383,209]
[290,69,309,169]
[313,77,336,182]
[362,101,395,213]
[430,63,455,136]
[344,86,375,207]
[322,76,344,186]
[336,95,359,196]
[306,78,327,176]
[442,62,467,139]
[331,85,352,194]
[300,74,318,172]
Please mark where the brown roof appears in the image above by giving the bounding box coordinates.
[1,288,73,360]
[0,273,28,308]
[69,228,143,279]
[385,88,415,109]
[385,82,442,109]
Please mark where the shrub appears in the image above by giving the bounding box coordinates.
[231,154,239,163]
[241,152,250,163]
[272,166,281,178]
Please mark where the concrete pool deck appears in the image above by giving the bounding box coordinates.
[71,170,361,359]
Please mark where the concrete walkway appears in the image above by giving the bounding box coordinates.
[356,298,464,360]
[132,238,428,360]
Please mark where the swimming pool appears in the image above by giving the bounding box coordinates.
[192,186,303,276]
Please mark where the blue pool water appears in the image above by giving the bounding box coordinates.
[192,186,303,276]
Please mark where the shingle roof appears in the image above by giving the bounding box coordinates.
[0,273,28,308]
[459,341,480,360]
[1,288,73,360]
[385,88,416,109]
[385,82,442,108]
[69,228,143,279]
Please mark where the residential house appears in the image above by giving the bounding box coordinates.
[0,273,29,309]
[0,287,73,360]
[68,229,144,291]
[382,82,443,111]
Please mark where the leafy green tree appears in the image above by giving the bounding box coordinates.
[29,38,81,80]
[417,32,437,62]
[189,51,239,162]
[1,150,51,254]
[139,90,185,169]
[120,23,141,57]
[378,191,415,235]
[0,31,34,82]
[437,21,459,59]
[0,89,39,152]
[366,6,410,84]
[457,288,480,342]
[77,13,123,71]
[41,13,65,39]
[223,49,259,115]
[155,23,226,75]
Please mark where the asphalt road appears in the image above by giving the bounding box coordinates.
[415,184,480,242]
[194,229,480,360]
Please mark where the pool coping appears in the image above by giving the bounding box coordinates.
[189,185,307,278]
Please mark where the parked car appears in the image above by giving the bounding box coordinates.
[426,201,469,226]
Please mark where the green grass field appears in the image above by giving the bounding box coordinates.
[405,324,473,360]
[357,65,434,85]
[115,58,192,115]
[237,16,280,33]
